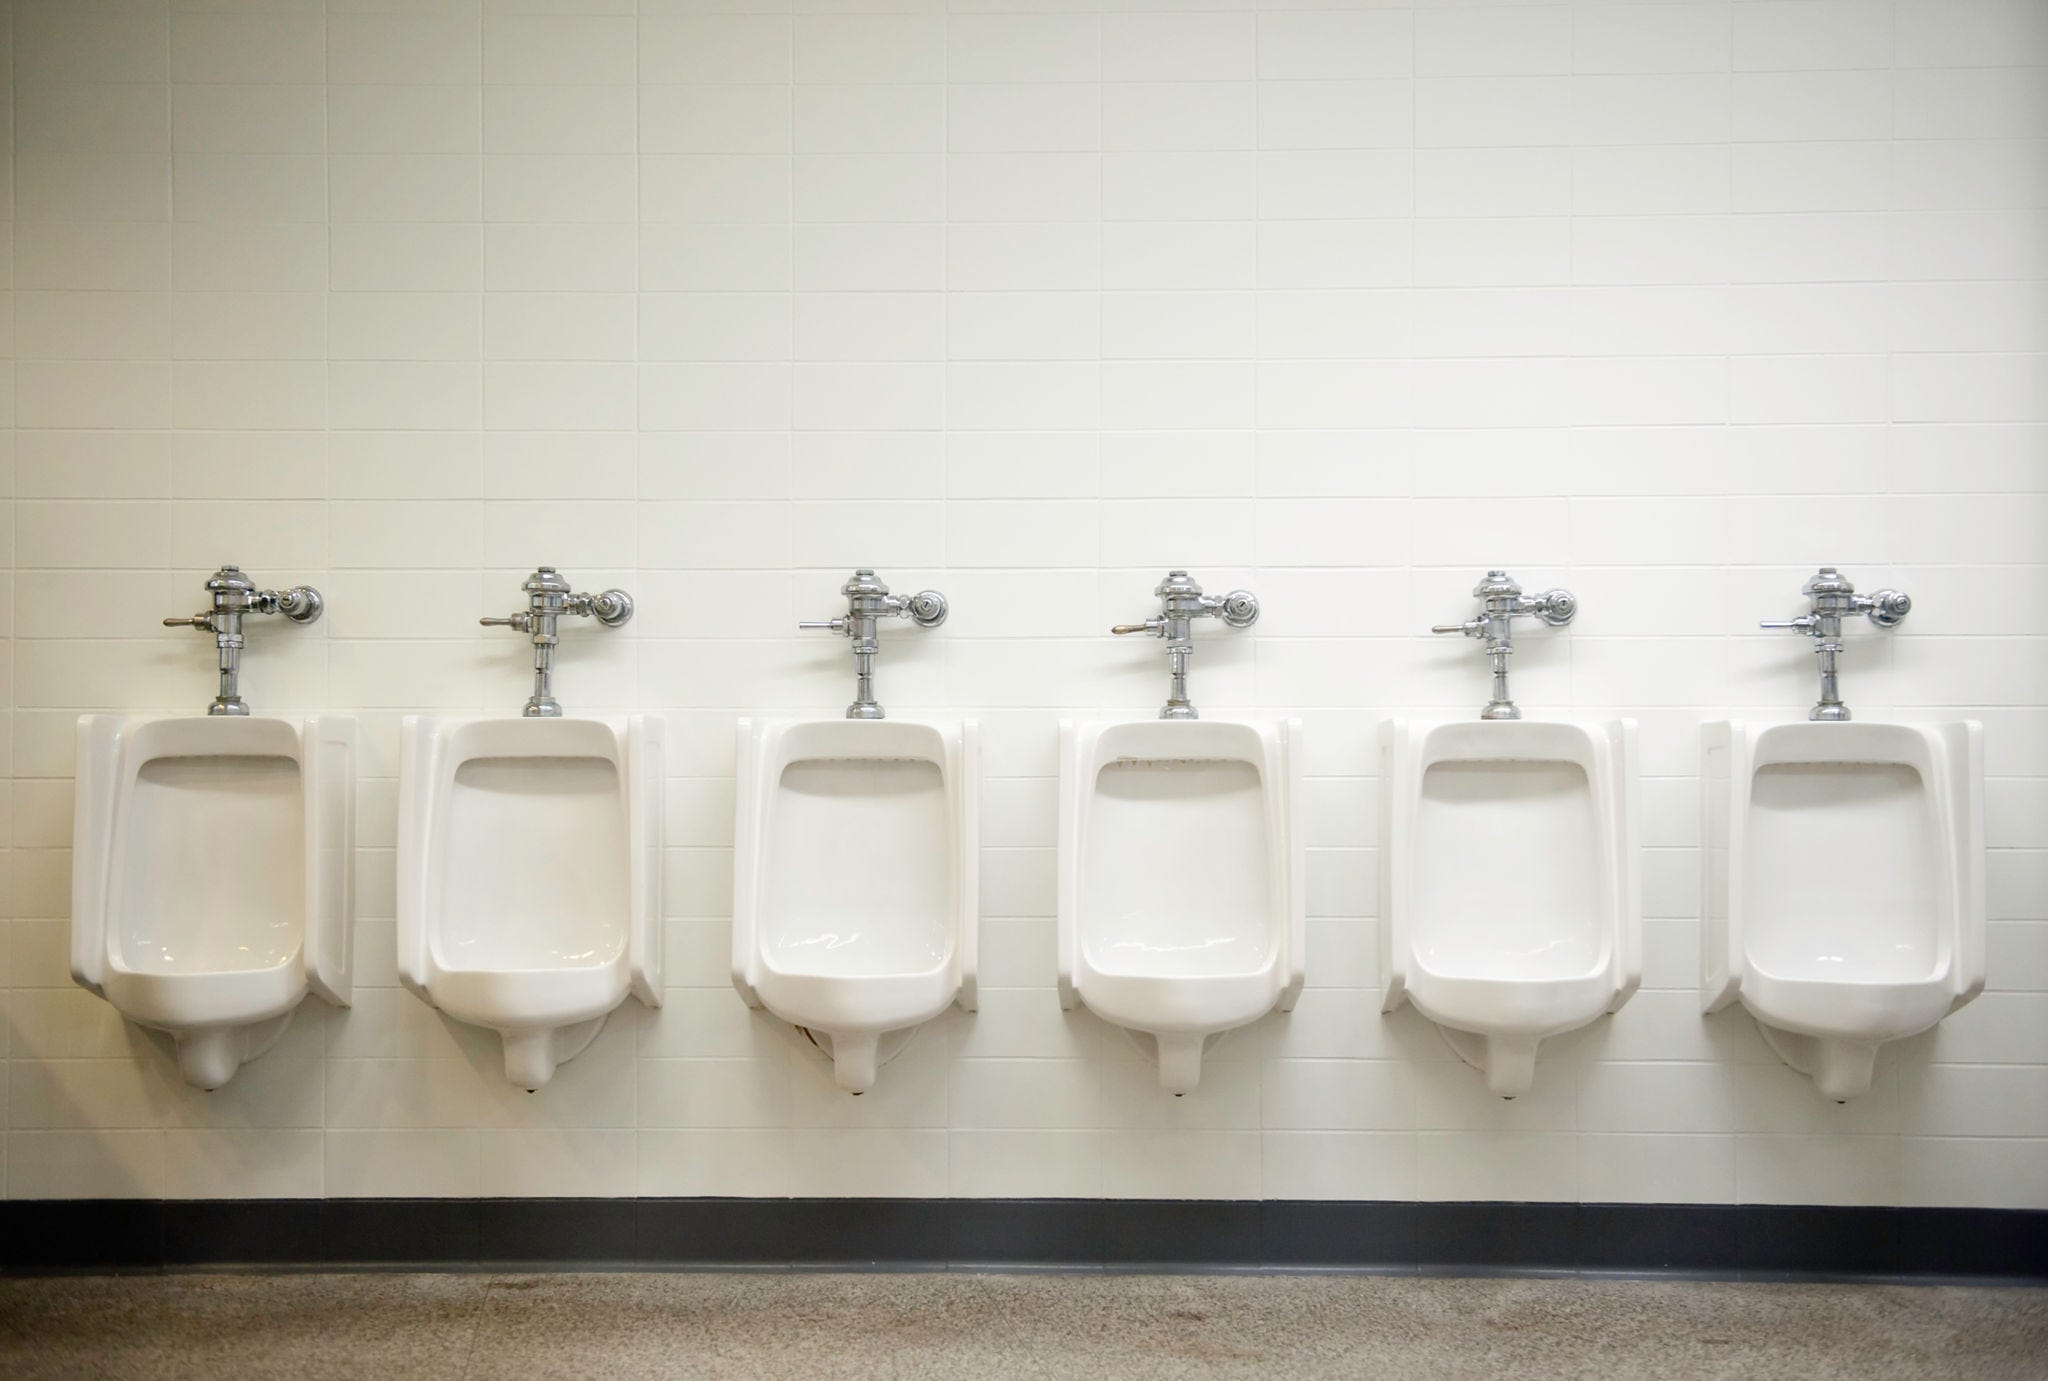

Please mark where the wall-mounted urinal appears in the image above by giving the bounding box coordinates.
[71,566,352,1089]
[1704,570,1984,1101]
[732,570,975,1093]
[1059,572,1303,1094]
[1381,572,1640,1097]
[398,568,661,1089]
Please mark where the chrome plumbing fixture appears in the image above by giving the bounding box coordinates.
[163,564,324,716]
[1432,569,1577,721]
[1760,566,1910,722]
[1112,570,1259,721]
[800,568,948,720]
[481,567,633,717]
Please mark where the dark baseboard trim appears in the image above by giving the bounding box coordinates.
[4,1200,2044,1282]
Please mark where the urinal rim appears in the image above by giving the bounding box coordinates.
[1381,715,1638,1013]
[1069,717,1290,983]
[418,715,634,975]
[89,713,322,988]
[1729,721,1961,992]
[1703,718,1983,1019]
[732,715,977,1012]
[1059,716,1301,1004]
[756,739,962,974]
[399,712,661,1010]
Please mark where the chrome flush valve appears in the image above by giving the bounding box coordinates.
[800,568,948,720]
[481,567,633,717]
[1760,566,1910,722]
[1112,569,1259,720]
[163,564,324,716]
[1432,569,1576,721]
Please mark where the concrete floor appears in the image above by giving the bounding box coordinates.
[0,1272,2042,1380]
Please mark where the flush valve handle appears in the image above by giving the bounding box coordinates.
[1865,589,1911,627]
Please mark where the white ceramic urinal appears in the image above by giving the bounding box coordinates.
[1381,719,1641,1097]
[1059,718,1304,1094]
[399,715,662,1089]
[732,718,977,1093]
[71,715,356,1089]
[1703,721,1984,1101]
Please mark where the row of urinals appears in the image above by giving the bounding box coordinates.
[71,566,1985,1107]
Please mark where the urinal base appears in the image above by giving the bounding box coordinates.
[1434,1024,1541,1099]
[1154,1031,1207,1095]
[171,1010,296,1090]
[1755,1019,1881,1102]
[797,1024,917,1094]
[500,1016,606,1091]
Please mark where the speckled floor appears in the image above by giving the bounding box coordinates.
[0,1272,2042,1380]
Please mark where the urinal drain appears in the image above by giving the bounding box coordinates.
[795,1024,917,1091]
[1113,1025,1237,1093]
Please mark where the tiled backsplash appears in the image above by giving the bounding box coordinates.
[2,0,2044,1205]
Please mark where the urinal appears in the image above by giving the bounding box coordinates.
[731,569,971,1093]
[399,714,663,1089]
[731,717,978,1092]
[1059,717,1305,1094]
[400,567,657,1089]
[1703,720,1984,1101]
[71,713,357,1088]
[72,564,348,1089]
[1379,717,1641,1096]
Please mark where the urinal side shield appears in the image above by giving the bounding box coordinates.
[1610,717,1644,1011]
[731,717,766,1007]
[303,715,358,1008]
[1056,720,1080,1010]
[1377,719,1410,1015]
[627,713,666,1009]
[69,715,126,996]
[1278,716,1306,1010]
[395,714,437,1002]
[956,718,981,1011]
[1699,721,1741,1013]
[1951,720,1988,1012]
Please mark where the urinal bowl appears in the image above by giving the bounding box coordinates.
[1059,718,1304,1095]
[399,714,663,1090]
[1703,720,1984,1101]
[1380,718,1641,1098]
[732,718,978,1093]
[71,714,356,1089]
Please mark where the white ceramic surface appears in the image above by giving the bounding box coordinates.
[399,714,663,1089]
[732,717,978,1092]
[1703,720,1985,1101]
[71,714,356,1089]
[1059,718,1304,1094]
[1381,718,1641,1097]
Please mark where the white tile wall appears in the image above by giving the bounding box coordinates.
[0,0,2042,1207]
